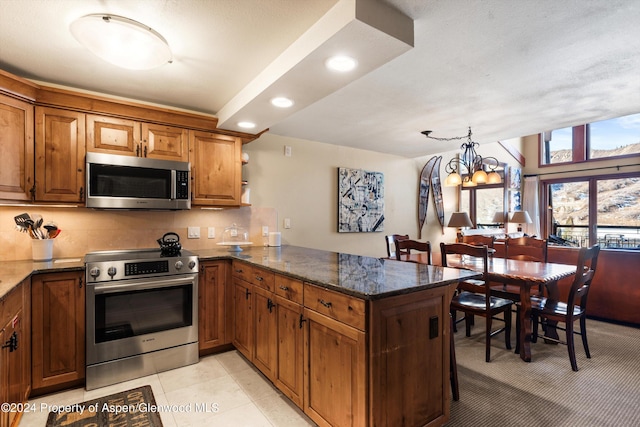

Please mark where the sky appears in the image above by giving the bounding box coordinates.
[550,112,640,150]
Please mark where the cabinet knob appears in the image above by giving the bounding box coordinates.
[279,285,289,291]
[299,314,307,329]
[318,299,332,308]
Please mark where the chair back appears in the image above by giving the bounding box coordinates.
[462,235,495,248]
[440,242,489,278]
[386,234,409,258]
[395,239,432,264]
[567,244,600,314]
[505,236,548,262]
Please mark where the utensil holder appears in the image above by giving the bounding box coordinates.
[32,239,54,261]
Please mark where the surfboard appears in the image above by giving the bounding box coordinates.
[418,156,438,239]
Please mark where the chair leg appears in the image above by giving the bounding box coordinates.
[504,307,512,350]
[514,305,521,354]
[580,315,591,359]
[451,309,458,333]
[531,314,539,343]
[465,314,472,337]
[450,315,459,401]
[566,320,578,371]
[485,313,492,362]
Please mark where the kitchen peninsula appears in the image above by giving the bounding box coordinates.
[0,245,479,427]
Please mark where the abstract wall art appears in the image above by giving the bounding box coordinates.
[338,167,384,232]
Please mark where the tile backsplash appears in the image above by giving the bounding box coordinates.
[0,205,277,261]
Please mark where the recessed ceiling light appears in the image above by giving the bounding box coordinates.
[70,14,172,70]
[270,97,294,108]
[325,55,357,72]
[237,121,256,129]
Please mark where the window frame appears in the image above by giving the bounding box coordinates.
[542,170,640,250]
[539,122,640,167]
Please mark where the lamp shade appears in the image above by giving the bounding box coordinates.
[492,211,506,223]
[447,212,473,228]
[510,210,532,224]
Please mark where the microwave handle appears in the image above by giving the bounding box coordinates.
[171,170,177,200]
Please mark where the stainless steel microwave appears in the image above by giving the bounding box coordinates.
[86,152,190,210]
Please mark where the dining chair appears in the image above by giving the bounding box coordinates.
[462,234,495,248]
[385,234,409,258]
[394,239,431,264]
[490,236,548,353]
[441,242,514,362]
[531,244,600,371]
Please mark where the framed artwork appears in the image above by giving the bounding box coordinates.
[338,167,384,232]
[509,166,522,190]
[510,190,522,212]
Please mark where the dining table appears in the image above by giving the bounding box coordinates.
[399,252,577,362]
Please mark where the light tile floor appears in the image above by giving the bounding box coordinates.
[20,350,317,427]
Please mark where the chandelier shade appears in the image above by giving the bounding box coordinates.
[421,127,502,187]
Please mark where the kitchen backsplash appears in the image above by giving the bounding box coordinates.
[0,206,277,261]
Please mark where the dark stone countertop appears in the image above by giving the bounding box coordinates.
[1,246,480,301]
[194,245,480,300]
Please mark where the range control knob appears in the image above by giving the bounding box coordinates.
[107,267,117,278]
[188,260,196,270]
[175,260,184,270]
[89,267,101,279]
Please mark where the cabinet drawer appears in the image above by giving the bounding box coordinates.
[304,284,365,331]
[275,275,303,305]
[252,267,275,292]
[231,261,253,283]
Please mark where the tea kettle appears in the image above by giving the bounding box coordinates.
[157,232,182,256]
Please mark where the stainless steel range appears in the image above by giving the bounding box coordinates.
[85,248,199,390]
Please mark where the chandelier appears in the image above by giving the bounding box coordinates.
[421,127,502,187]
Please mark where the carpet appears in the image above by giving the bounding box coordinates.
[45,385,163,427]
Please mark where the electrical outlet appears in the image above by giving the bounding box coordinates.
[262,226,269,236]
[208,227,215,239]
[284,145,292,157]
[187,226,200,239]
[284,218,291,229]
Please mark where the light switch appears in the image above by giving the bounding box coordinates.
[262,226,269,236]
[188,226,200,239]
[208,227,215,239]
[284,218,291,229]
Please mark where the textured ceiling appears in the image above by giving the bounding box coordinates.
[2,0,640,158]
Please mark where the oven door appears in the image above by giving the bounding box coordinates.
[86,274,198,366]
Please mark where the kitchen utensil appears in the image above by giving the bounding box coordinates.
[44,222,58,239]
[32,214,44,238]
[157,232,182,256]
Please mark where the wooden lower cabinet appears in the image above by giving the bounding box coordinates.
[369,286,452,427]
[232,277,253,360]
[304,308,366,427]
[1,279,30,427]
[252,286,277,381]
[198,261,230,353]
[31,271,85,395]
[274,295,304,408]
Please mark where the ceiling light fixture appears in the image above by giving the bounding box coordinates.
[237,121,256,129]
[270,97,294,108]
[421,127,502,187]
[325,55,357,72]
[70,14,172,70]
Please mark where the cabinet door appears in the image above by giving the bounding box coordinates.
[304,309,366,427]
[232,278,253,360]
[198,261,228,353]
[86,114,140,156]
[275,295,304,408]
[190,131,242,206]
[1,281,26,427]
[253,286,277,381]
[35,107,85,202]
[31,271,85,393]
[0,94,34,201]
[142,123,189,161]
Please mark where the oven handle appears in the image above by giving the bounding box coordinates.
[92,276,196,294]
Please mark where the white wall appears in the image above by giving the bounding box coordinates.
[243,132,465,257]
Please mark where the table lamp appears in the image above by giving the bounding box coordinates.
[492,211,506,227]
[510,210,532,232]
[447,212,473,242]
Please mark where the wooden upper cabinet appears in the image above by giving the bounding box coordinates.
[190,131,242,206]
[35,106,85,202]
[87,115,189,161]
[0,93,34,201]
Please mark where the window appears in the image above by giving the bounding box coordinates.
[540,112,640,166]
[545,173,640,249]
[461,184,505,228]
